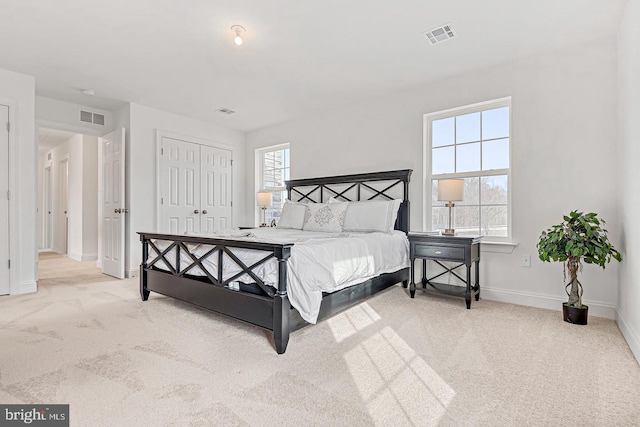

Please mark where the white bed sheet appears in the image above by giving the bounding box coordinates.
[149,228,409,324]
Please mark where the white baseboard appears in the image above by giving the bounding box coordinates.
[80,254,98,262]
[480,286,616,319]
[67,252,98,262]
[17,280,37,295]
[616,310,640,364]
[127,269,139,279]
[38,248,52,253]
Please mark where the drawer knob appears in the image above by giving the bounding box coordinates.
[434,250,442,254]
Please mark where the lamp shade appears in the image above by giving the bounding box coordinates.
[256,191,273,207]
[437,179,464,202]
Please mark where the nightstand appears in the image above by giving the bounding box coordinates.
[408,233,481,309]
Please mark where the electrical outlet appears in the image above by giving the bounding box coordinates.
[521,255,531,268]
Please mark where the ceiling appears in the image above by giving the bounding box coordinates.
[38,127,77,153]
[0,0,626,132]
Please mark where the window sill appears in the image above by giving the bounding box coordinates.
[480,240,518,254]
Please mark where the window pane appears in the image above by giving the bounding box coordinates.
[431,206,448,231]
[284,149,290,168]
[432,117,454,147]
[453,205,480,236]
[432,146,454,174]
[458,177,479,205]
[481,175,508,205]
[456,142,480,173]
[456,112,480,143]
[482,107,509,140]
[481,206,508,237]
[482,138,509,170]
[431,180,439,204]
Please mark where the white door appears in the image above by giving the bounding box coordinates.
[100,128,126,279]
[44,166,52,249]
[0,104,9,295]
[58,158,69,254]
[160,137,232,234]
[200,145,233,232]
[161,137,201,234]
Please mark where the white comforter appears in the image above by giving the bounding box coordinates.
[150,228,409,324]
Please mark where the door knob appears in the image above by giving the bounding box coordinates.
[202,210,208,214]
[114,208,121,214]
[194,210,199,214]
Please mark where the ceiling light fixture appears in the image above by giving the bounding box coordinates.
[231,25,246,46]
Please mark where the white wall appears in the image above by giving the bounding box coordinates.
[0,67,36,294]
[617,0,640,361]
[126,103,246,277]
[247,37,621,318]
[36,96,113,136]
[82,135,99,261]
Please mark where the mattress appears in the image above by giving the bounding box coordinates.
[148,228,409,323]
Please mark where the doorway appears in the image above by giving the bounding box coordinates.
[37,127,104,282]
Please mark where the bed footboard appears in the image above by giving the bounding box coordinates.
[138,232,293,353]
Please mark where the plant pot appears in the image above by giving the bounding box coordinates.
[562,303,588,325]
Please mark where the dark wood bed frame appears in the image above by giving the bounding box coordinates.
[138,169,412,354]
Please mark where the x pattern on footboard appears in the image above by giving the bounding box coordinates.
[145,238,281,297]
[140,233,292,297]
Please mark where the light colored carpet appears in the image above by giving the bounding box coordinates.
[0,253,638,426]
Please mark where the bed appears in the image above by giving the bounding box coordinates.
[138,169,412,354]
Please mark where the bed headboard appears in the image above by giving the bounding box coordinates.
[285,169,412,233]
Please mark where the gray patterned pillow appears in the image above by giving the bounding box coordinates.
[302,203,347,232]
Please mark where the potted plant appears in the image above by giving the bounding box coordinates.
[537,210,622,325]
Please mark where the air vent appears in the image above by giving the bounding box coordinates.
[79,110,106,126]
[423,23,456,44]
[216,107,236,115]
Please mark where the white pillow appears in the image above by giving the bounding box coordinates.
[277,200,308,230]
[343,199,402,233]
[302,202,347,232]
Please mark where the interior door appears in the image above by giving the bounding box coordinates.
[100,128,126,279]
[200,145,232,232]
[160,137,201,234]
[0,104,9,295]
[44,166,52,249]
[59,158,69,254]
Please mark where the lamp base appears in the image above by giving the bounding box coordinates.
[442,229,455,236]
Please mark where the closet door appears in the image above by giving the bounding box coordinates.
[200,145,233,232]
[161,137,201,234]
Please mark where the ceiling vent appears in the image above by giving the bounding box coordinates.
[79,110,105,126]
[216,107,236,115]
[423,23,456,44]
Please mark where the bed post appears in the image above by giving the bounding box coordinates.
[273,246,292,354]
[140,234,150,301]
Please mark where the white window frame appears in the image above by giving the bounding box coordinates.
[255,143,290,226]
[423,97,512,241]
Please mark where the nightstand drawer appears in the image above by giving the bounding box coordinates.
[414,244,464,261]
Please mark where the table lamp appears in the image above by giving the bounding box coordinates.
[256,191,273,227]
[437,179,464,236]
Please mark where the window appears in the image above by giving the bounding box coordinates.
[257,144,290,224]
[425,97,511,239]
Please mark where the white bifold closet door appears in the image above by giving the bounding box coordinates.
[160,137,232,234]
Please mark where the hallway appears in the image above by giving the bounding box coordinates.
[38,252,112,286]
